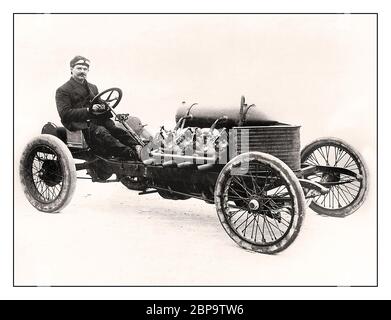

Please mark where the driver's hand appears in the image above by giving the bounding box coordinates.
[91,104,107,112]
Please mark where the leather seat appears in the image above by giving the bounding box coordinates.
[41,122,88,149]
[41,122,67,143]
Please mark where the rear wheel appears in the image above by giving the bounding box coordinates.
[215,152,305,254]
[301,138,368,217]
[19,134,77,213]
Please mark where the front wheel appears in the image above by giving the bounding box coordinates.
[301,137,368,217]
[214,152,305,254]
[19,134,77,213]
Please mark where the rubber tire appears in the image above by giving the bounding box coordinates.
[301,137,368,217]
[214,152,306,254]
[19,134,77,213]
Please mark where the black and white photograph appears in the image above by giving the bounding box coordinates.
[9,9,381,296]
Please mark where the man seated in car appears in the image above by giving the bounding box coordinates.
[55,55,139,160]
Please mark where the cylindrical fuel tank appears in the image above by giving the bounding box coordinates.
[175,104,279,129]
[232,125,301,171]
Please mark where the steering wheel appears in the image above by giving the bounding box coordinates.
[89,88,123,115]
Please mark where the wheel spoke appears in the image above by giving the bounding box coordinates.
[259,173,270,194]
[242,211,251,236]
[334,147,341,165]
[51,185,59,199]
[254,215,261,242]
[320,194,327,206]
[340,183,356,200]
[335,149,348,166]
[227,202,248,211]
[231,176,252,197]
[344,183,360,193]
[32,161,41,172]
[345,163,359,171]
[34,178,43,193]
[314,194,322,202]
[244,214,261,237]
[228,187,248,205]
[270,185,284,197]
[232,210,247,225]
[235,212,253,230]
[227,195,247,201]
[325,146,330,165]
[317,147,329,165]
[262,215,277,241]
[251,213,260,240]
[334,185,352,206]
[329,187,342,208]
[46,186,54,200]
[54,183,62,194]
[307,153,320,165]
[106,90,113,102]
[261,216,267,243]
[280,215,291,226]
[239,176,254,196]
[250,174,261,194]
[343,156,354,169]
[41,184,48,200]
[228,208,245,218]
[269,214,284,237]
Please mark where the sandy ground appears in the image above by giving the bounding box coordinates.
[14,169,377,287]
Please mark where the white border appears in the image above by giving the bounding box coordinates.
[2,0,389,300]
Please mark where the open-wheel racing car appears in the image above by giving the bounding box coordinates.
[19,88,369,254]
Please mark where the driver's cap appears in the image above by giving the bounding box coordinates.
[70,55,90,68]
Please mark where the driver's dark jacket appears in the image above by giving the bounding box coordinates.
[56,77,111,131]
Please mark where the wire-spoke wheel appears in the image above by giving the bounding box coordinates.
[301,138,368,217]
[19,134,77,213]
[215,152,305,254]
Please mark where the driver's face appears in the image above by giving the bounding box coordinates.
[71,64,89,82]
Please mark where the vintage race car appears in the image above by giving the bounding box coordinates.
[19,88,369,254]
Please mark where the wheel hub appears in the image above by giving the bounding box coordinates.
[321,172,340,184]
[248,199,260,211]
[40,160,62,187]
[248,196,284,222]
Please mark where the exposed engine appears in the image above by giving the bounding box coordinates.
[124,97,300,200]
[150,120,229,165]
